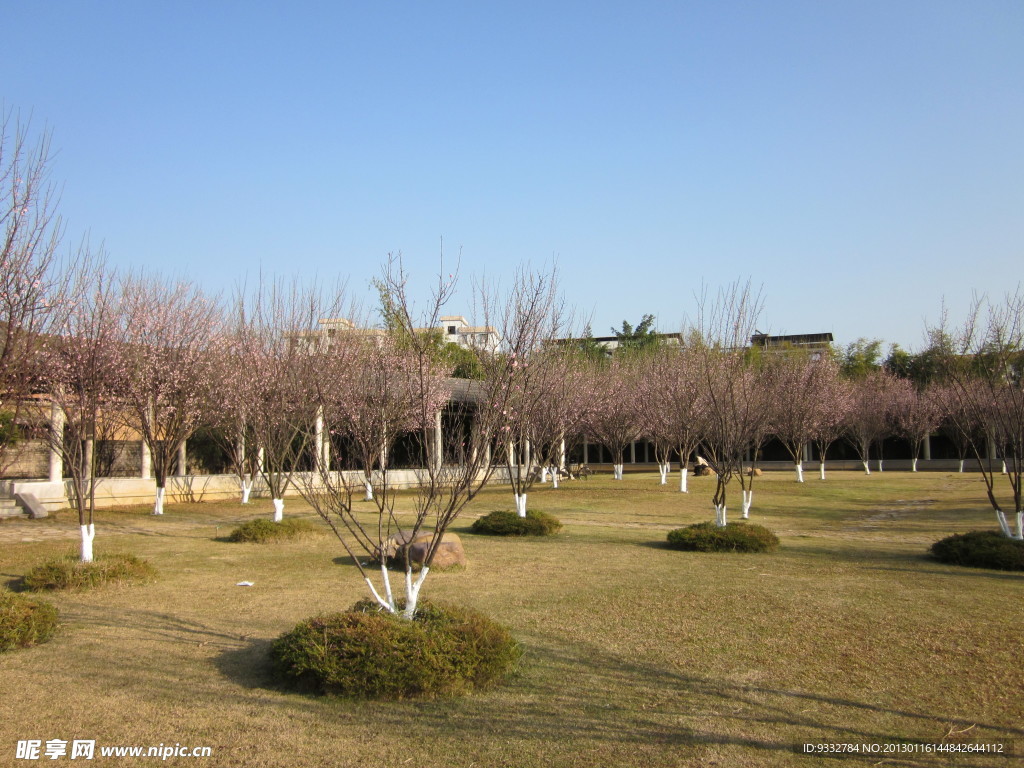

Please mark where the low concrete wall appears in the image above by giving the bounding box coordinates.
[4,467,508,512]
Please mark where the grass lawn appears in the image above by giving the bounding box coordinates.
[1,471,1021,767]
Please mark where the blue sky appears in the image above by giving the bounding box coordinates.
[3,1,1021,350]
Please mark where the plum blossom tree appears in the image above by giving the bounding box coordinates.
[810,360,850,480]
[844,369,900,474]
[586,357,643,481]
[478,268,566,515]
[39,256,124,561]
[117,275,222,514]
[891,381,946,472]
[227,278,328,521]
[695,281,765,526]
[0,112,68,470]
[933,292,1024,539]
[769,351,840,482]
[648,343,710,492]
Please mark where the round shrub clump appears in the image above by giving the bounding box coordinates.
[930,530,1024,571]
[470,509,562,537]
[666,521,780,553]
[226,518,318,543]
[269,599,522,699]
[0,590,59,652]
[22,553,156,592]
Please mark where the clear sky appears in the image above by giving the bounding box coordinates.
[3,0,1021,351]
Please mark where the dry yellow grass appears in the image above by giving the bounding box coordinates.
[1,471,1020,767]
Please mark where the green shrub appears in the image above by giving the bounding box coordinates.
[930,530,1024,571]
[270,599,522,699]
[22,553,156,591]
[0,590,58,651]
[226,518,318,543]
[470,509,562,537]
[666,521,780,553]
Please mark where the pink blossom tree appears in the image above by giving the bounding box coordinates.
[39,256,124,561]
[585,357,643,481]
[844,369,900,474]
[695,281,765,526]
[933,292,1024,538]
[226,278,328,521]
[891,381,946,472]
[810,362,850,480]
[117,275,222,514]
[0,112,68,471]
[643,344,709,491]
[769,351,841,482]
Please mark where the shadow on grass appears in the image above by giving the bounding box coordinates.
[211,631,1022,764]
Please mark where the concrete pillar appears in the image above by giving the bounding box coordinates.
[923,434,932,461]
[48,402,64,482]
[140,439,151,480]
[630,441,636,464]
[177,440,187,476]
[583,437,589,465]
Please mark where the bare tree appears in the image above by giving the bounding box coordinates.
[644,343,709,491]
[585,357,643,481]
[934,291,1024,538]
[695,280,765,526]
[227,278,328,521]
[117,274,222,514]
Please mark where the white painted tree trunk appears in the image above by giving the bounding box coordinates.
[741,490,752,519]
[679,466,689,492]
[540,466,549,483]
[911,457,918,472]
[551,469,559,488]
[79,523,95,562]
[795,462,804,483]
[862,461,871,475]
[958,459,964,473]
[241,477,252,504]
[819,462,826,480]
[272,498,284,522]
[612,463,624,480]
[877,459,884,472]
[1001,460,1007,475]
[995,511,1024,540]
[658,463,668,484]
[714,504,727,527]
[403,566,430,619]
[364,478,373,501]
[514,493,527,517]
[152,487,165,515]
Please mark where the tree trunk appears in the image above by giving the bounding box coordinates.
[679,465,689,493]
[862,460,871,475]
[241,477,252,504]
[911,457,918,472]
[402,566,430,620]
[658,463,668,484]
[79,523,95,563]
[514,493,527,517]
[819,462,826,480]
[741,490,753,519]
[551,469,559,489]
[795,462,804,482]
[272,498,284,522]
[153,486,166,515]
[714,503,727,528]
